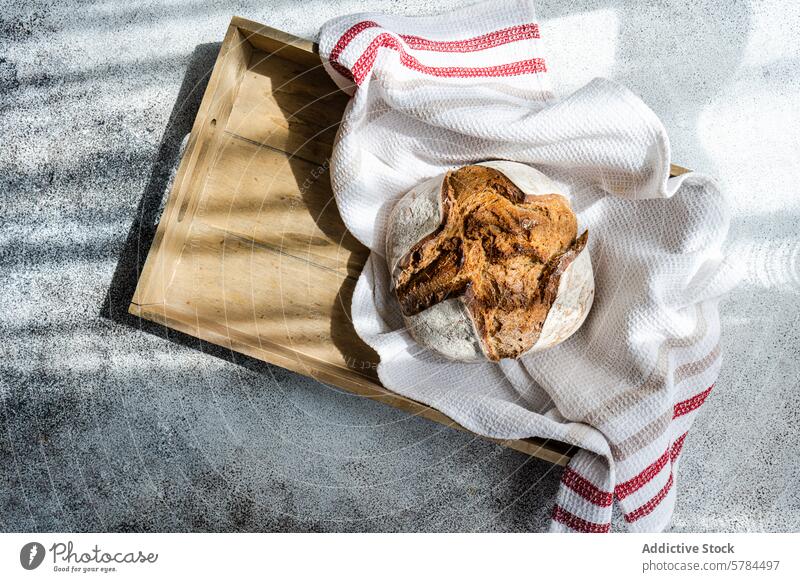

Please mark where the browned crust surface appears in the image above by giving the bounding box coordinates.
[394,165,584,361]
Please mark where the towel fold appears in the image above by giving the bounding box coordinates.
[318,0,738,532]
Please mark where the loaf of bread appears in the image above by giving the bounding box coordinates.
[386,160,594,362]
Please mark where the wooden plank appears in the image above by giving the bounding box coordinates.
[231,16,321,69]
[132,22,252,307]
[670,163,690,176]
[226,49,348,165]
[195,134,367,278]
[158,219,378,375]
[130,16,690,469]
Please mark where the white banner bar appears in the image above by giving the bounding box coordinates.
[2,533,798,581]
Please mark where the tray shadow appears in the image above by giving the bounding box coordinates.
[100,41,275,374]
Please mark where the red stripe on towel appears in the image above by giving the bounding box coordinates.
[622,431,691,523]
[671,432,688,461]
[328,21,546,85]
[611,384,713,505]
[400,23,540,52]
[674,384,714,418]
[552,505,611,533]
[612,384,712,503]
[351,33,546,84]
[561,467,614,507]
[624,472,674,523]
[328,20,380,81]
[615,448,670,501]
[329,20,380,64]
[561,387,711,509]
[615,432,689,501]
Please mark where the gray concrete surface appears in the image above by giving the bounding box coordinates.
[1,0,798,532]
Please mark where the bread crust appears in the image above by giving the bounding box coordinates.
[387,162,594,361]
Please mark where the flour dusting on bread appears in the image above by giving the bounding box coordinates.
[386,161,594,362]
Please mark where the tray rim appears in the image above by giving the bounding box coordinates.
[129,15,690,468]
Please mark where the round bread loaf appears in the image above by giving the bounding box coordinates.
[385,160,594,362]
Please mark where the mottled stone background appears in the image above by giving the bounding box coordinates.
[1,0,798,532]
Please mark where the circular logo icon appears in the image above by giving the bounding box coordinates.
[20,542,45,570]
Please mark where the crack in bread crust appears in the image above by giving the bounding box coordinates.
[393,165,585,361]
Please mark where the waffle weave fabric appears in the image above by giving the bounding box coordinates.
[318,0,738,532]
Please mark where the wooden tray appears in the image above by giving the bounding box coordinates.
[130,16,689,467]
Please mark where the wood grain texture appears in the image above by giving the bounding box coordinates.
[130,17,690,468]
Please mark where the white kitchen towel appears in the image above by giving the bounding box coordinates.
[318,0,738,532]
